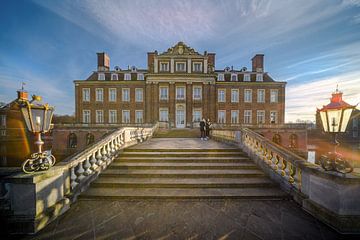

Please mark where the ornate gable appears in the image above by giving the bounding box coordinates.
[160,42,202,56]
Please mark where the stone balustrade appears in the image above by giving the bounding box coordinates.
[211,128,360,234]
[0,124,158,234]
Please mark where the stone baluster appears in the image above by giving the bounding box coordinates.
[266,150,273,166]
[294,167,302,190]
[75,161,86,182]
[101,145,108,166]
[90,152,98,171]
[70,167,78,189]
[288,162,296,184]
[280,158,287,177]
[96,148,104,166]
[106,143,112,163]
[83,155,92,176]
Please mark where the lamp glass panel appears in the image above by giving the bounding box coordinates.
[319,111,328,132]
[44,109,54,132]
[327,109,342,132]
[340,108,353,132]
[20,107,32,132]
[31,108,45,132]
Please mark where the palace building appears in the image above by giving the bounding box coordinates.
[74,42,286,128]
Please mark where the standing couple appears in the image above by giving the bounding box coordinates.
[200,118,211,141]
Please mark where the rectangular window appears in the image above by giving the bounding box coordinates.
[176,86,186,100]
[122,88,130,102]
[82,88,90,102]
[257,110,265,124]
[124,73,131,81]
[98,73,105,80]
[95,88,103,102]
[160,62,169,72]
[353,119,358,128]
[83,110,90,123]
[96,110,103,123]
[135,88,143,102]
[193,62,202,72]
[176,62,186,72]
[231,74,238,81]
[111,74,118,80]
[231,89,239,103]
[256,74,263,82]
[353,131,359,138]
[122,110,130,123]
[270,89,278,103]
[270,111,277,124]
[159,86,169,100]
[244,74,250,82]
[0,115,6,127]
[109,110,117,123]
[218,110,226,124]
[244,89,252,103]
[109,88,117,102]
[135,110,143,123]
[193,109,202,122]
[257,89,265,103]
[244,110,252,124]
[159,108,169,122]
[0,130,6,136]
[218,73,224,81]
[137,73,144,80]
[218,89,226,102]
[193,86,202,100]
[231,110,239,124]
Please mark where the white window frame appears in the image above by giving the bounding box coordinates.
[95,88,103,102]
[218,89,226,103]
[270,111,277,124]
[109,88,117,102]
[159,86,169,100]
[244,74,250,82]
[244,110,252,124]
[257,110,265,124]
[218,73,224,81]
[111,73,118,80]
[122,88,130,102]
[82,88,90,102]
[160,62,169,72]
[122,110,130,123]
[159,108,169,122]
[231,89,239,103]
[244,89,252,103]
[256,74,263,82]
[96,110,104,123]
[83,110,90,123]
[135,88,143,102]
[109,110,117,123]
[0,115,6,126]
[218,110,226,124]
[193,86,202,100]
[270,89,279,103]
[0,130,6,136]
[231,110,239,124]
[137,73,144,81]
[124,73,131,81]
[176,86,186,100]
[193,109,202,122]
[231,74,238,82]
[176,62,186,72]
[98,73,105,81]
[257,89,265,103]
[135,110,143,123]
[192,62,202,72]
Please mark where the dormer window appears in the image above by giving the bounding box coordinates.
[111,73,118,80]
[137,73,144,80]
[160,62,169,72]
[131,66,137,72]
[98,73,105,80]
[244,74,250,82]
[124,73,131,81]
[193,62,202,72]
[231,74,238,81]
[176,62,186,72]
[256,74,263,82]
[218,73,224,81]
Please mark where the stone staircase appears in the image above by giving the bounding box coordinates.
[80,145,288,200]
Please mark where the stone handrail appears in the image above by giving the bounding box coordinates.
[211,128,360,234]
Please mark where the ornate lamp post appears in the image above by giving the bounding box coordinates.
[318,87,356,173]
[20,95,56,173]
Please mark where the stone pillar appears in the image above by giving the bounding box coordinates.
[153,82,159,123]
[187,59,191,73]
[186,82,193,127]
[209,82,216,122]
[145,82,152,123]
[154,59,158,73]
[170,58,174,73]
[169,82,175,128]
[204,59,208,74]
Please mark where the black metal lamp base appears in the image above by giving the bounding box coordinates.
[22,151,56,174]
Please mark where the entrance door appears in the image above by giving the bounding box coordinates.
[176,104,186,128]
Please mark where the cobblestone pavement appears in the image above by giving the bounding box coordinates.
[20,199,346,240]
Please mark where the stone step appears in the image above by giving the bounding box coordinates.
[115,157,252,163]
[124,148,242,152]
[91,177,274,188]
[108,162,258,170]
[80,187,289,200]
[120,152,245,158]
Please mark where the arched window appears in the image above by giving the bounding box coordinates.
[289,134,298,148]
[68,133,77,148]
[86,133,95,146]
[272,134,281,145]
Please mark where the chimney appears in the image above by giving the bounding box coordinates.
[207,53,216,70]
[251,54,264,72]
[17,90,28,101]
[147,52,156,73]
[97,52,110,71]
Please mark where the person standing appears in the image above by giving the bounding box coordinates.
[200,118,206,140]
[205,118,211,140]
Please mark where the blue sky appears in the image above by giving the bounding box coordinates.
[1,0,360,122]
